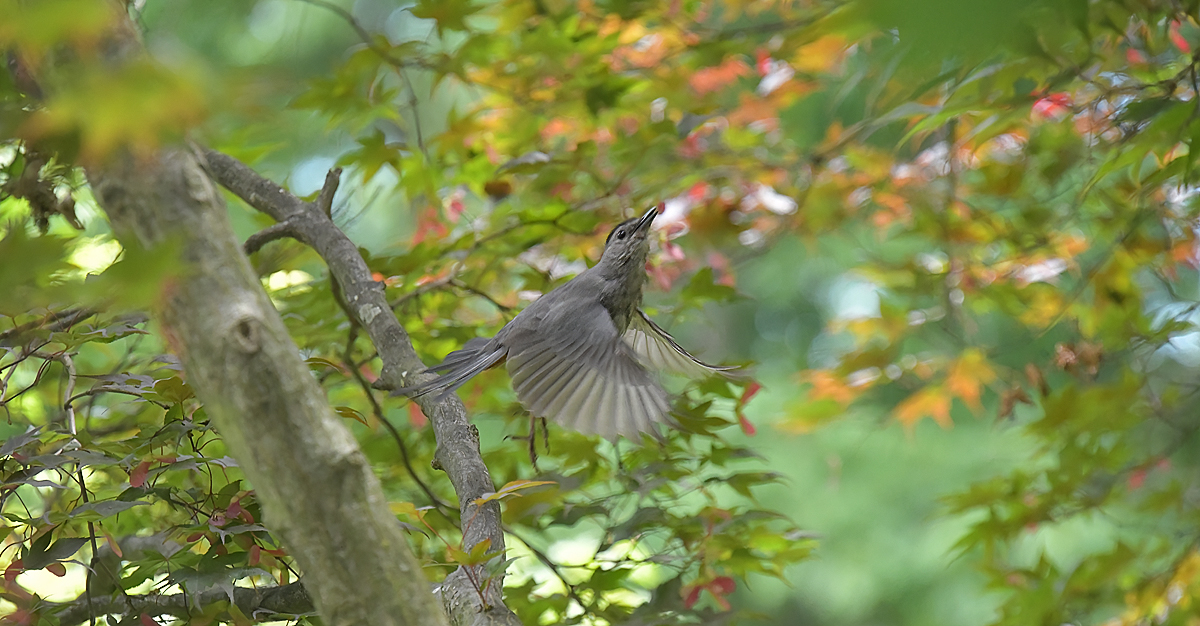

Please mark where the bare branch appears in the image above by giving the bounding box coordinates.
[316,167,342,218]
[244,221,300,255]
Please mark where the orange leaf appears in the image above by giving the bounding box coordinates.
[103,530,123,558]
[334,406,368,426]
[791,35,848,74]
[945,349,995,412]
[804,370,855,406]
[689,57,750,95]
[129,460,151,488]
[894,385,952,430]
[474,479,556,505]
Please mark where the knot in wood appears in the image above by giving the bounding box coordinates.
[229,316,263,353]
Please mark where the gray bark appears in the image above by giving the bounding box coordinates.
[40,4,522,624]
[199,149,522,626]
[88,148,449,626]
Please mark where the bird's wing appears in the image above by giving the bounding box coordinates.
[622,309,737,378]
[505,304,671,440]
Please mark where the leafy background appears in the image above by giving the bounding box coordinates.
[4,0,1200,624]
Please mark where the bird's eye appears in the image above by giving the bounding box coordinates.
[616,230,627,240]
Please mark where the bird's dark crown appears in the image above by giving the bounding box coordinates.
[604,206,659,247]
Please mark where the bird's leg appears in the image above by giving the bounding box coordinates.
[540,417,549,455]
[527,413,539,472]
[614,438,624,471]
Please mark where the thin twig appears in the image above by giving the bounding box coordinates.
[293,0,430,158]
[504,526,590,611]
[390,274,455,310]
[244,221,299,255]
[341,328,450,512]
[451,280,513,313]
[316,167,342,218]
[48,351,100,626]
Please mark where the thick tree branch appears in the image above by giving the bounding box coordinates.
[199,147,521,626]
[49,582,313,626]
[89,142,447,625]
[54,9,450,621]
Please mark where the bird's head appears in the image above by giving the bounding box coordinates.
[599,205,659,269]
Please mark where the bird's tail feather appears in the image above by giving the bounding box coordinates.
[394,340,507,401]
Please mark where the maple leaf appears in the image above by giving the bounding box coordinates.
[894,385,952,430]
[341,130,401,183]
[945,349,995,412]
[805,370,856,406]
[411,0,481,36]
[689,57,751,95]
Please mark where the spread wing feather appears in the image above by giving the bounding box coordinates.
[622,310,737,379]
[505,305,670,439]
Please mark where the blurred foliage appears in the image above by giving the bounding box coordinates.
[4,0,1200,625]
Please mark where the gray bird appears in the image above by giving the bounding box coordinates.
[396,206,735,439]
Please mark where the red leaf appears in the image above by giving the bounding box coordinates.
[46,563,66,577]
[1128,469,1147,490]
[739,381,762,405]
[755,48,772,76]
[129,460,152,488]
[1032,93,1071,121]
[1171,20,1191,53]
[687,182,709,203]
[413,207,449,244]
[446,198,465,222]
[4,559,24,583]
[683,584,702,609]
[226,499,243,520]
[408,403,428,427]
[711,576,736,595]
[707,252,736,287]
[141,614,157,626]
[248,545,261,567]
[738,412,757,436]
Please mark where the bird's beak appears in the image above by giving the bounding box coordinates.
[634,205,659,233]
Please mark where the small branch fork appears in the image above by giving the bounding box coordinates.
[196,146,519,624]
[241,168,341,255]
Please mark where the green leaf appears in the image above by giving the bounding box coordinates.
[411,0,481,36]
[680,268,738,305]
